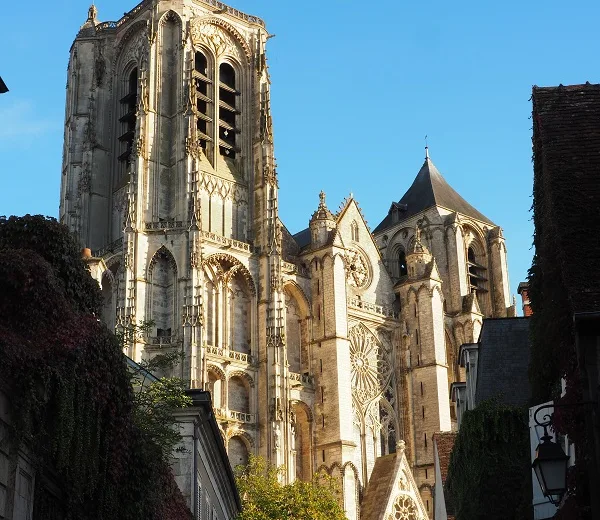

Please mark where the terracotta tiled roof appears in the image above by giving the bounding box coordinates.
[434,432,457,485]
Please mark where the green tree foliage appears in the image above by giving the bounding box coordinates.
[235,456,347,520]
[445,400,532,520]
[0,215,192,520]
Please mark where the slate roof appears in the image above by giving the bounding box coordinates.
[292,227,311,250]
[532,83,600,314]
[360,453,398,520]
[474,318,531,407]
[373,157,495,233]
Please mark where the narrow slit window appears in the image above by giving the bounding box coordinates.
[218,63,239,159]
[194,51,213,150]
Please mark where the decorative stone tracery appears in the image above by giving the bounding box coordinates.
[387,495,419,520]
[189,18,249,62]
[349,323,392,405]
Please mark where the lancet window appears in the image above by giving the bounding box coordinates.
[398,249,408,277]
[203,256,254,353]
[467,244,489,314]
[218,63,240,159]
[117,68,138,181]
[194,51,213,150]
[147,248,177,338]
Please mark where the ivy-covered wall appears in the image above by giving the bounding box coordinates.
[445,399,532,520]
[529,85,600,519]
[0,215,192,520]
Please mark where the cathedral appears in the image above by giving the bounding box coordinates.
[60,1,515,518]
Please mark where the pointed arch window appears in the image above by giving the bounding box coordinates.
[218,63,240,158]
[194,51,213,150]
[351,221,359,242]
[118,67,138,170]
[398,249,408,277]
[148,249,177,339]
[467,246,488,294]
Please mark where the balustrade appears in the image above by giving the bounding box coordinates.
[205,344,254,365]
[213,407,255,424]
[288,371,314,387]
[347,297,398,319]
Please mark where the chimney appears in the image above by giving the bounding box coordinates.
[517,282,532,317]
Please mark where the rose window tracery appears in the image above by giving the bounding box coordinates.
[345,249,370,288]
[349,324,392,404]
[386,495,419,520]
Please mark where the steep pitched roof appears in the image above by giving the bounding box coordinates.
[360,454,398,520]
[374,157,495,233]
[361,445,428,520]
[474,317,531,407]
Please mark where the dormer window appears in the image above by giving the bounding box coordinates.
[194,51,213,150]
[218,63,240,159]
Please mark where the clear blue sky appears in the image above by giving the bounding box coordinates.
[2,0,599,303]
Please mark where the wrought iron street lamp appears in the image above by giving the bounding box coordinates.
[531,404,569,505]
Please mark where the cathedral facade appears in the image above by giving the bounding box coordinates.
[60,2,514,518]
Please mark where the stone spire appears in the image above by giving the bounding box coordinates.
[80,4,99,30]
[310,191,336,223]
[309,191,336,248]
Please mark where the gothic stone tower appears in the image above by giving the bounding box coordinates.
[60,0,289,496]
[372,149,515,509]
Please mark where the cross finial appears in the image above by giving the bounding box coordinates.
[425,135,429,159]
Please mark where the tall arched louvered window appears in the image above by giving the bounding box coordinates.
[194,51,213,150]
[118,68,138,170]
[218,63,240,159]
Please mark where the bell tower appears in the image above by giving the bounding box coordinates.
[60,0,289,476]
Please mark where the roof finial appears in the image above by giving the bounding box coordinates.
[87,3,98,23]
[319,190,326,207]
[425,135,429,160]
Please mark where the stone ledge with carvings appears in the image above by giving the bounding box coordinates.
[288,371,315,388]
[145,335,180,347]
[347,297,399,319]
[205,344,255,365]
[199,230,250,253]
[94,0,265,35]
[93,237,124,258]
[281,260,310,277]
[145,220,185,231]
[214,407,256,424]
